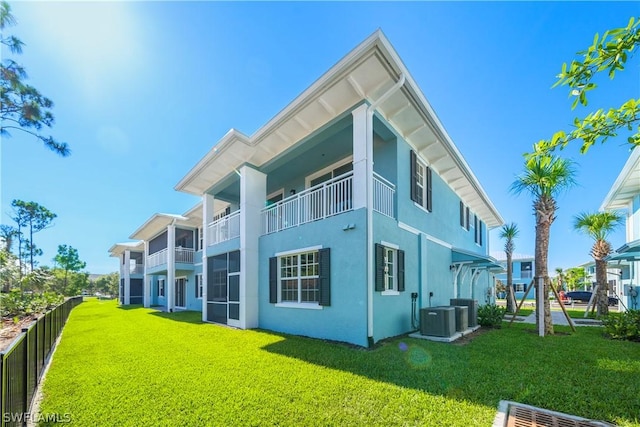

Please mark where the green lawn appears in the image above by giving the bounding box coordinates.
[39,299,640,426]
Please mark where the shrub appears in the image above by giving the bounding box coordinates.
[602,310,640,341]
[477,304,506,328]
[0,289,64,318]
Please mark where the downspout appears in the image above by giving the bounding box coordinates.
[366,73,405,345]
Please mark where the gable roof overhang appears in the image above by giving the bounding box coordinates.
[606,239,640,262]
[600,147,640,211]
[175,30,503,228]
[129,213,200,241]
[451,247,504,271]
[108,241,144,257]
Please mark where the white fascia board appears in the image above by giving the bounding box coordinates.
[600,147,640,211]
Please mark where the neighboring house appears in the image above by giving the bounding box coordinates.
[601,147,640,311]
[108,241,145,305]
[492,253,535,300]
[575,261,629,300]
[166,30,504,347]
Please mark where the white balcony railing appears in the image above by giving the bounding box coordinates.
[262,172,353,235]
[373,172,395,218]
[130,264,144,275]
[175,247,195,264]
[207,210,241,246]
[147,248,168,269]
[147,247,195,268]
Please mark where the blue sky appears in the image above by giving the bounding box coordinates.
[2,1,638,274]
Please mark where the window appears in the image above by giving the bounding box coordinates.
[459,202,465,227]
[515,284,525,293]
[306,157,353,188]
[198,227,203,251]
[521,262,532,279]
[410,151,432,212]
[465,207,470,230]
[269,248,331,306]
[195,274,203,299]
[474,215,483,245]
[375,243,405,293]
[158,279,165,297]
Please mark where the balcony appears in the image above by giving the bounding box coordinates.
[261,172,354,235]
[207,210,241,246]
[130,264,144,275]
[373,172,395,218]
[147,247,195,269]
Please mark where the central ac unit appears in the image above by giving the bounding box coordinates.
[420,306,455,337]
[450,298,478,327]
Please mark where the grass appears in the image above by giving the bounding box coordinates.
[38,299,640,426]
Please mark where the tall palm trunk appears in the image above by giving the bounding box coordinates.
[593,240,612,316]
[535,195,555,335]
[506,253,515,313]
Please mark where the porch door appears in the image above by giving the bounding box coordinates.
[175,278,186,308]
[208,254,228,324]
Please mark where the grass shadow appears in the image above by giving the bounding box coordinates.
[147,309,203,324]
[260,323,640,426]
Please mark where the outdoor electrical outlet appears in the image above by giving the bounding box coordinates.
[429,292,434,297]
[411,292,418,299]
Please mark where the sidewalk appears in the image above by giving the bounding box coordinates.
[519,310,602,327]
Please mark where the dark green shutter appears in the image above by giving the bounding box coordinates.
[426,167,432,212]
[465,207,470,230]
[410,150,418,203]
[459,201,464,227]
[479,221,483,246]
[269,257,278,303]
[195,275,198,298]
[397,249,405,292]
[318,248,331,306]
[375,244,385,292]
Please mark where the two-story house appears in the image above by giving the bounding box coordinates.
[167,30,503,347]
[601,147,640,311]
[492,253,535,301]
[108,241,145,304]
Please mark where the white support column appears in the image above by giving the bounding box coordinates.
[202,193,214,322]
[352,104,369,211]
[143,241,150,308]
[238,165,266,329]
[537,276,545,337]
[123,250,131,305]
[167,224,176,312]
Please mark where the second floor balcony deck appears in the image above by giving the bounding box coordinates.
[147,247,195,269]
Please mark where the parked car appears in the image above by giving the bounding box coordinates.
[565,291,619,306]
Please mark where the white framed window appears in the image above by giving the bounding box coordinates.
[375,243,405,294]
[515,284,525,293]
[198,226,203,251]
[270,247,331,308]
[158,279,165,297]
[195,274,203,299]
[305,156,353,189]
[280,251,320,304]
[410,151,432,212]
[521,262,533,279]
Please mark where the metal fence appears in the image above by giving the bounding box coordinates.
[0,296,83,427]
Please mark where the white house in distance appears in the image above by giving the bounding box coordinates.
[492,252,535,300]
[601,147,640,311]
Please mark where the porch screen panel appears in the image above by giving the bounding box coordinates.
[149,231,168,255]
[130,279,143,304]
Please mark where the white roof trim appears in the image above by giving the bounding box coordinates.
[108,241,143,257]
[174,29,503,227]
[600,147,640,211]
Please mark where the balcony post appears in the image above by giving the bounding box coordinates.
[143,241,150,308]
[351,104,370,211]
[123,249,131,305]
[239,165,266,329]
[202,194,214,322]
[167,224,176,312]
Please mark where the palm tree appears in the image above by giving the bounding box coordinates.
[511,155,576,336]
[555,267,564,292]
[499,223,519,313]
[573,211,623,316]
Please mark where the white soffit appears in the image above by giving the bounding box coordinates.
[600,147,640,211]
[108,241,143,257]
[175,30,503,228]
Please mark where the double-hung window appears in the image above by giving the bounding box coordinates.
[158,279,165,297]
[270,248,331,307]
[474,216,484,246]
[410,150,432,212]
[375,243,405,294]
[195,274,203,299]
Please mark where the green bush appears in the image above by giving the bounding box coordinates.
[602,310,640,341]
[477,304,506,328]
[0,289,64,318]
